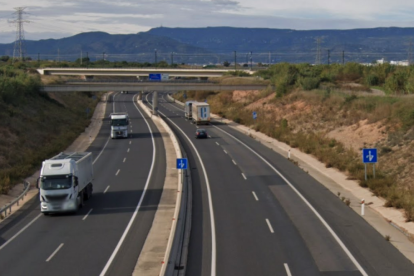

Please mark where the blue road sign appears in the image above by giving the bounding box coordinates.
[149,73,161,81]
[176,158,188,169]
[362,148,378,163]
[253,111,257,120]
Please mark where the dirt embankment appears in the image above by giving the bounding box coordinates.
[215,88,414,218]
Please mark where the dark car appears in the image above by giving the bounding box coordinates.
[195,129,208,139]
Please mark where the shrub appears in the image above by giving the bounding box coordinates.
[297,77,320,90]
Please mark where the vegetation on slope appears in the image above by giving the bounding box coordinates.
[0,63,101,194]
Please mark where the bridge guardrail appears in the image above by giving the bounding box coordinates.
[66,79,214,84]
[0,180,31,220]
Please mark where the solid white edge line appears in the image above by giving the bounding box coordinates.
[115,169,120,176]
[143,94,183,276]
[252,191,259,201]
[100,94,157,276]
[0,214,42,251]
[46,243,64,262]
[212,125,369,276]
[146,92,217,276]
[284,263,292,276]
[104,186,110,193]
[241,173,247,180]
[266,219,274,233]
[82,209,93,221]
[92,136,111,165]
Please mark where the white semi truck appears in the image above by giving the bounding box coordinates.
[37,152,94,215]
[191,102,210,125]
[110,112,129,138]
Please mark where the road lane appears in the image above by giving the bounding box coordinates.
[156,92,414,276]
[0,92,165,276]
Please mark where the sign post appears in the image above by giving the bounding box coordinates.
[176,158,188,186]
[362,148,378,181]
[253,111,257,120]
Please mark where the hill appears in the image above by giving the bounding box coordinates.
[1,26,414,63]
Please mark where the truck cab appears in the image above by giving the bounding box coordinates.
[110,112,129,139]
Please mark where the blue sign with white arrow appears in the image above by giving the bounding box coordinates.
[176,158,188,170]
[253,111,257,120]
[362,148,378,163]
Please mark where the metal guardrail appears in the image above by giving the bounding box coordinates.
[0,180,31,219]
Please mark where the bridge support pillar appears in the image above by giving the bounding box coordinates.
[153,91,158,116]
[138,91,142,100]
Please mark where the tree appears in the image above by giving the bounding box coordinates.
[223,61,230,67]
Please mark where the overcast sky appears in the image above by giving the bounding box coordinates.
[1,0,414,43]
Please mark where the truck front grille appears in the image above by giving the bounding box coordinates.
[45,194,69,202]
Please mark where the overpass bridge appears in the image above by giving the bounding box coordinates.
[37,68,250,78]
[40,81,270,92]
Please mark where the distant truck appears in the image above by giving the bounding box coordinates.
[191,102,210,125]
[110,112,129,138]
[37,152,94,215]
[184,100,197,120]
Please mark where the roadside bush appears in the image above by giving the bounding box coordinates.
[297,77,320,90]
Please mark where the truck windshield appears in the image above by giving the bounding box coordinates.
[40,175,72,190]
[111,119,128,126]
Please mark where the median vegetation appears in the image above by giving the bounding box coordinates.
[175,62,414,221]
[0,63,101,194]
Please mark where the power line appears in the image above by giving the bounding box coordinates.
[10,7,30,61]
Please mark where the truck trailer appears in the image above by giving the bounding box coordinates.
[184,100,197,120]
[110,112,129,138]
[37,152,94,215]
[191,102,210,125]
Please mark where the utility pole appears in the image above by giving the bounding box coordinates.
[11,7,30,62]
[327,50,330,65]
[234,51,237,71]
[315,37,322,65]
[80,50,83,65]
[250,51,253,70]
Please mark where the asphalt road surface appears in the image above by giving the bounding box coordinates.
[150,91,414,276]
[0,93,166,276]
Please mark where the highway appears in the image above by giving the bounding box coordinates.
[0,93,166,276]
[146,91,414,276]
